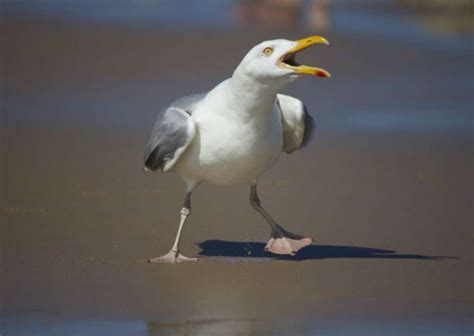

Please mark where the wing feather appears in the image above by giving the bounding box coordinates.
[276,93,315,154]
[144,93,206,172]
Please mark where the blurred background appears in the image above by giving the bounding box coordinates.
[1,1,473,335]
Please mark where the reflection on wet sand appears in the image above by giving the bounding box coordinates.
[146,318,263,336]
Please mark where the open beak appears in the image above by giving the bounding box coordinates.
[278,36,331,78]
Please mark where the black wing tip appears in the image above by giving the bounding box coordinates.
[300,106,315,149]
[144,148,162,172]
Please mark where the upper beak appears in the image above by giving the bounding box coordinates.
[279,36,331,78]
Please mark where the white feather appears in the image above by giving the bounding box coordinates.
[277,94,307,154]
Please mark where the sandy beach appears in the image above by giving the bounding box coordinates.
[1,2,473,335]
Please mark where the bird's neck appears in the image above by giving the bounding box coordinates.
[227,72,283,119]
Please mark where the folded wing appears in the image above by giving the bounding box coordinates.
[276,93,315,154]
[144,93,205,172]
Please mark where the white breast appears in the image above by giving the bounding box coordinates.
[175,85,283,185]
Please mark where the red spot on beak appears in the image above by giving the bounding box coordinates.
[315,70,329,78]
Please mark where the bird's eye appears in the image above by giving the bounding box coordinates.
[262,47,273,56]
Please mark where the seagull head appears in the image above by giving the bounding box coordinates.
[234,36,331,85]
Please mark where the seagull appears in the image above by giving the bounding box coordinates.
[144,36,330,263]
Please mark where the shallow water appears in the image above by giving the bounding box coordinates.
[2,317,473,336]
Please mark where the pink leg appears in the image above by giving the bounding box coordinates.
[249,183,314,256]
[147,192,198,264]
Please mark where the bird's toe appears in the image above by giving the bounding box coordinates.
[265,236,313,256]
[147,250,198,264]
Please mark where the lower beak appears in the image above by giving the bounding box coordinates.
[281,36,331,78]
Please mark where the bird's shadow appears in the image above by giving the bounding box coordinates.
[197,240,456,261]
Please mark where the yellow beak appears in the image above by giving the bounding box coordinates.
[281,36,331,78]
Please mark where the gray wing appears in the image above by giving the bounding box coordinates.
[144,93,206,172]
[276,93,315,154]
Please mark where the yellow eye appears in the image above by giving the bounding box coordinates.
[263,47,273,56]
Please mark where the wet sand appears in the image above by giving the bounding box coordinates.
[1,13,473,336]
